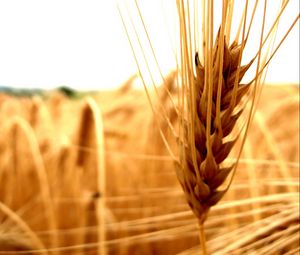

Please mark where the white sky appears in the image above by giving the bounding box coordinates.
[0,0,298,91]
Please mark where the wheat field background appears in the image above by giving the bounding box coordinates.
[0,81,298,254]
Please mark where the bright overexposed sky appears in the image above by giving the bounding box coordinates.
[0,0,298,91]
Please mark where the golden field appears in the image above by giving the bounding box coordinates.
[0,83,299,254]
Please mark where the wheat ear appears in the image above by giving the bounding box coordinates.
[177,30,254,216]
[74,98,107,255]
[176,32,253,253]
[174,1,298,254]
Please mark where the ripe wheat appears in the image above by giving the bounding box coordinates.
[174,1,299,254]
[176,35,252,223]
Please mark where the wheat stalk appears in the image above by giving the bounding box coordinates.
[174,1,299,253]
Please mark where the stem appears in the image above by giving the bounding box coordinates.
[199,221,208,255]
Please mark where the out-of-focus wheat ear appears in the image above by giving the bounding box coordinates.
[0,201,46,253]
[0,97,22,126]
[4,117,58,253]
[74,97,107,255]
[69,101,93,254]
[30,96,54,135]
[86,97,107,255]
[117,74,137,94]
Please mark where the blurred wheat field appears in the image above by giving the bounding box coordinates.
[0,82,298,254]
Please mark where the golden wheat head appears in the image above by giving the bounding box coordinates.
[175,0,299,217]
[176,34,253,223]
[174,1,299,253]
